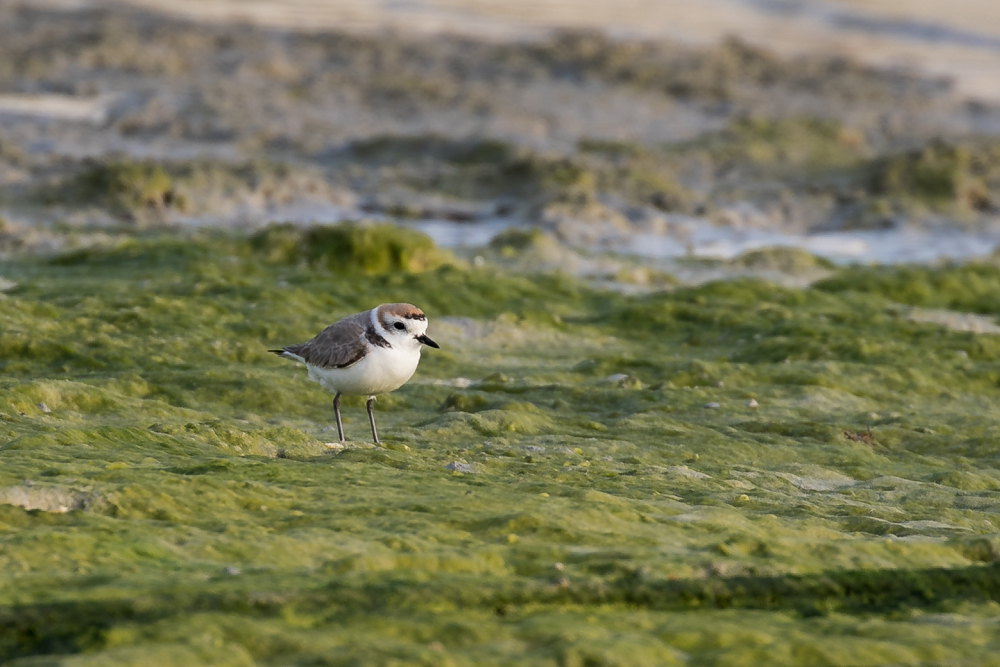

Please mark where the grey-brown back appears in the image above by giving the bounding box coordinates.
[274,310,371,369]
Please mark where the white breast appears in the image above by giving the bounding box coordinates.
[306,345,421,396]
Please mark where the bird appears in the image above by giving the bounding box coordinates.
[270,303,439,444]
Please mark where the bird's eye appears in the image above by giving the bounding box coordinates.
[393,322,406,331]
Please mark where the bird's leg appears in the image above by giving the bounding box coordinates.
[333,392,344,442]
[366,396,379,445]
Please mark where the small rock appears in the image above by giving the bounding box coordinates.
[715,380,724,388]
[224,566,241,576]
[37,402,51,413]
[445,461,475,473]
[746,399,759,408]
[605,373,630,383]
[556,577,570,588]
[704,402,720,409]
[554,562,564,571]
[324,442,345,451]
[452,377,473,388]
[525,445,546,453]
[957,350,969,358]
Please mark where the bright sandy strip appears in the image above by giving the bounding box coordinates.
[0,94,110,123]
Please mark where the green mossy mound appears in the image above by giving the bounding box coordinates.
[486,227,575,264]
[347,133,695,212]
[489,227,547,253]
[62,159,186,218]
[250,222,451,274]
[49,237,215,269]
[870,140,999,212]
[692,116,868,169]
[349,134,516,165]
[729,246,835,274]
[815,263,1000,314]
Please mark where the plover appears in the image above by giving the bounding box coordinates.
[270,303,439,444]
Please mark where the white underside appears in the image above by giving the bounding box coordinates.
[300,346,422,396]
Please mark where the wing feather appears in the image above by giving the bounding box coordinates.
[276,311,370,369]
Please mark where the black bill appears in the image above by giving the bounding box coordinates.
[416,334,440,348]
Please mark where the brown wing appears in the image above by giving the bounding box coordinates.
[279,311,370,369]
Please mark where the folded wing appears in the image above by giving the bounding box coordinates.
[270,311,369,369]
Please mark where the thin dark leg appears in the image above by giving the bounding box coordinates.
[366,396,379,445]
[333,392,344,442]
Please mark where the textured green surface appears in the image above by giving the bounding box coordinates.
[3,234,1000,665]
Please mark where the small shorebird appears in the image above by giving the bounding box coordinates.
[270,303,439,444]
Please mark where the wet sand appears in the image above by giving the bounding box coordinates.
[57,0,1000,100]
[4,0,1000,267]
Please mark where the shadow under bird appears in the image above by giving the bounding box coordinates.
[270,303,439,444]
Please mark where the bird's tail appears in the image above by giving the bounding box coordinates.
[270,348,306,364]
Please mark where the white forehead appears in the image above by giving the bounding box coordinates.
[404,317,428,335]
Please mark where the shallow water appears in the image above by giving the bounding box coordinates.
[408,214,1000,265]
[176,198,1000,266]
[617,222,1000,265]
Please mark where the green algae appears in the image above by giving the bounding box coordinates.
[685,117,868,171]
[341,133,697,215]
[728,247,835,274]
[870,140,1000,213]
[337,119,991,232]
[349,135,516,167]
[515,32,934,105]
[815,262,1000,314]
[55,159,185,220]
[27,157,333,226]
[250,222,451,274]
[4,234,1000,664]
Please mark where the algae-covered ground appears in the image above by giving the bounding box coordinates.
[3,226,1000,665]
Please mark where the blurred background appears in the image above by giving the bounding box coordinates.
[3,0,1000,276]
